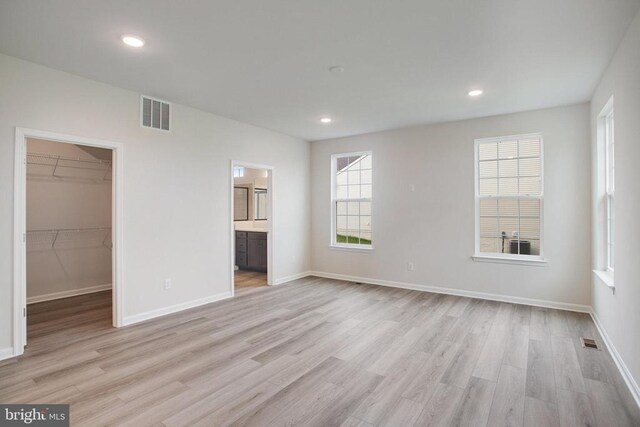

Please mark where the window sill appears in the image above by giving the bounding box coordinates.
[593,270,615,293]
[472,254,547,267]
[330,244,374,253]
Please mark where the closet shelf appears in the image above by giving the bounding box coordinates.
[27,227,112,250]
[27,152,112,181]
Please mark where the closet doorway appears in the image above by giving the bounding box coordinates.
[13,128,124,357]
[230,161,274,295]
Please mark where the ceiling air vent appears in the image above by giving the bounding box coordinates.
[141,96,170,131]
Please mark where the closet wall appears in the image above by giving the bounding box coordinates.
[26,138,112,302]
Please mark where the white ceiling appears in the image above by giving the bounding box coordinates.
[1,0,639,141]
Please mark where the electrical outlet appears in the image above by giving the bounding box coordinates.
[407,262,415,271]
[164,278,172,290]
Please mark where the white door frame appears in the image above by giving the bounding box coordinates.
[230,160,275,295]
[13,127,125,357]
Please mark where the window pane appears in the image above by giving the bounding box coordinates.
[347,216,359,230]
[528,239,541,256]
[500,217,519,237]
[360,154,372,169]
[519,138,540,157]
[519,199,540,217]
[480,217,498,237]
[519,217,540,239]
[360,231,372,244]
[479,199,498,216]
[498,159,517,177]
[479,178,497,196]
[498,140,518,159]
[361,184,372,199]
[361,169,372,184]
[479,161,497,178]
[348,156,361,170]
[519,177,541,195]
[336,171,348,185]
[348,185,360,198]
[498,199,518,217]
[480,237,499,253]
[360,216,372,230]
[519,158,540,177]
[347,201,359,216]
[479,142,497,161]
[336,201,347,215]
[336,185,348,199]
[359,201,371,216]
[336,215,347,230]
[498,177,518,195]
[348,170,360,185]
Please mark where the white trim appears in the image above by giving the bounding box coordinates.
[590,310,640,408]
[27,284,112,305]
[0,347,14,361]
[472,254,547,266]
[592,269,615,293]
[230,160,275,296]
[123,291,233,326]
[274,271,312,285]
[329,245,375,253]
[13,128,125,358]
[308,271,591,313]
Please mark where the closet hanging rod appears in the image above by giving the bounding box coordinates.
[26,227,112,250]
[27,152,112,179]
[27,152,112,166]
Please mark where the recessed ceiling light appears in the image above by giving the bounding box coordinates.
[468,89,483,97]
[121,35,145,48]
[320,117,332,124]
[329,66,345,74]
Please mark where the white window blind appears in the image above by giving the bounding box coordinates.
[475,134,543,258]
[331,152,372,247]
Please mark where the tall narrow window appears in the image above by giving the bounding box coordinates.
[475,134,544,260]
[604,107,615,272]
[331,152,372,248]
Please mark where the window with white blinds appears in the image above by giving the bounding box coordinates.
[331,152,372,248]
[475,134,543,258]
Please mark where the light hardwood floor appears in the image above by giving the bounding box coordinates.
[235,270,268,295]
[1,276,638,426]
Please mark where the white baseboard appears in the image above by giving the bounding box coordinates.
[123,291,233,326]
[274,271,312,285]
[0,347,14,361]
[590,310,640,408]
[308,271,591,313]
[27,283,112,305]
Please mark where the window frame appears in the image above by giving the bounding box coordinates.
[473,133,546,264]
[330,151,373,251]
[604,108,614,273]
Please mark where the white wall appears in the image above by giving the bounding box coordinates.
[590,9,640,395]
[311,103,591,307]
[26,139,112,300]
[0,53,311,351]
